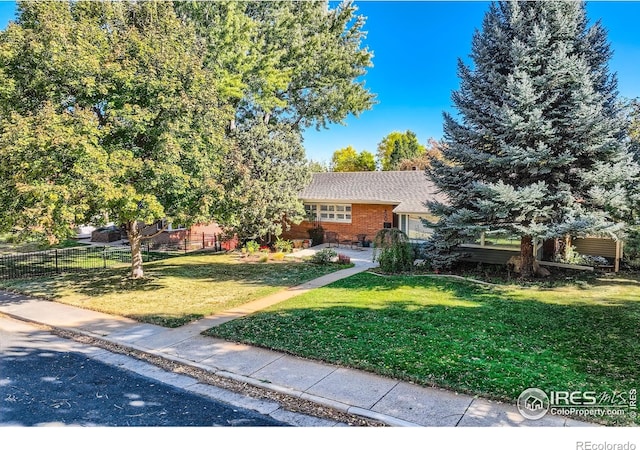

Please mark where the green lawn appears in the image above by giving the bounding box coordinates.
[0,253,350,327]
[0,235,89,255]
[207,272,640,425]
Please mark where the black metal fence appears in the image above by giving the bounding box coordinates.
[0,234,234,280]
[0,246,134,280]
[143,233,232,253]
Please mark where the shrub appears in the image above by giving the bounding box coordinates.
[310,248,337,265]
[555,245,610,267]
[274,238,293,253]
[580,254,610,267]
[337,253,351,264]
[372,228,414,273]
[245,240,260,255]
[272,252,285,261]
[420,231,463,271]
[554,245,582,265]
[623,227,640,269]
[411,240,429,260]
[307,225,324,245]
[258,251,269,263]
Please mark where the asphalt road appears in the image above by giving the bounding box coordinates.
[0,317,285,427]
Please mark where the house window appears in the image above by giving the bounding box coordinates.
[398,214,433,240]
[304,204,318,221]
[407,215,432,240]
[304,203,352,223]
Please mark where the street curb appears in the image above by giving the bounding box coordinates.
[217,371,304,399]
[299,392,351,413]
[0,312,419,427]
[347,407,421,427]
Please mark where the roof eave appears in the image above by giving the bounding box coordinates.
[299,197,400,205]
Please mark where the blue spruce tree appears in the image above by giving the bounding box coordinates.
[426,1,638,277]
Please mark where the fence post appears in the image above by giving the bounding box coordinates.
[202,232,205,249]
[184,238,187,254]
[55,249,59,273]
[146,242,150,262]
[103,246,107,269]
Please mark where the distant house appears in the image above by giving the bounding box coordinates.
[140,220,237,251]
[282,171,444,245]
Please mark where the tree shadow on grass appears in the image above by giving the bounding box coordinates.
[324,272,499,300]
[144,260,344,286]
[2,258,343,300]
[340,271,640,307]
[590,275,640,289]
[207,274,640,426]
[0,258,352,328]
[33,270,164,299]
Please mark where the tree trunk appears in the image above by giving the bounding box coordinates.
[563,234,572,261]
[520,235,535,279]
[127,221,144,279]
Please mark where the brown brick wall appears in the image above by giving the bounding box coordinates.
[140,222,226,245]
[282,203,395,243]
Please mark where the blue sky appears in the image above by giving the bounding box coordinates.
[1,1,639,164]
[302,1,640,164]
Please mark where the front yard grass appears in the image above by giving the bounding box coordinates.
[206,272,640,425]
[0,234,89,255]
[0,253,350,327]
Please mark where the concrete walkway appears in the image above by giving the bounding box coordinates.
[0,247,593,427]
[182,244,376,332]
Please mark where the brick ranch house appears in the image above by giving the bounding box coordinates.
[281,171,444,246]
[281,170,624,271]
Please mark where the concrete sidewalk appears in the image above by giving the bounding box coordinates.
[0,251,593,427]
[0,290,593,428]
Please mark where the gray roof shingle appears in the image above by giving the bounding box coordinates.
[300,171,446,215]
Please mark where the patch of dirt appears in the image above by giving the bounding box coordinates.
[42,324,385,427]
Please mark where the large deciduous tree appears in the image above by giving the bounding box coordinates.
[396,138,445,171]
[223,122,310,241]
[426,1,638,277]
[377,130,425,171]
[331,146,376,172]
[177,0,375,237]
[308,159,330,173]
[178,0,375,131]
[0,1,229,278]
[0,0,375,279]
